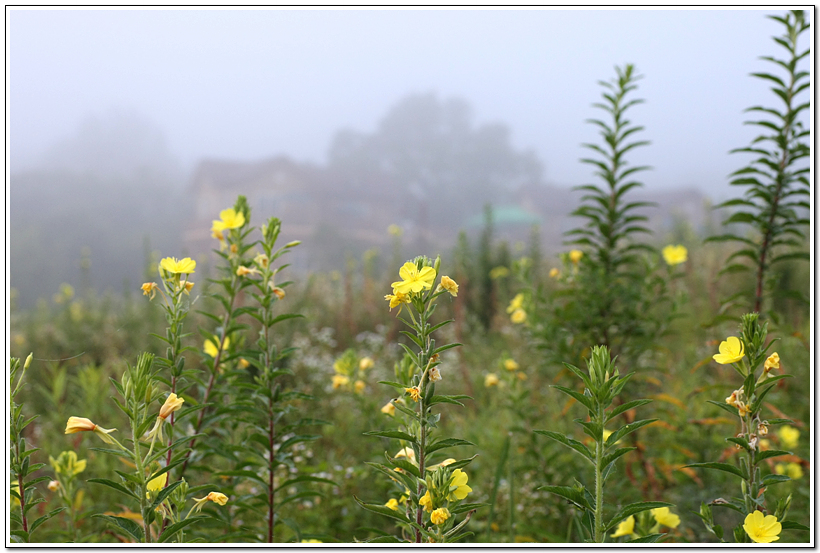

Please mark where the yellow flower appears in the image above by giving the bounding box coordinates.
[611,515,635,538]
[743,511,781,543]
[391,262,436,295]
[713,336,744,364]
[778,426,799,450]
[147,473,167,493]
[212,208,245,231]
[192,491,229,512]
[236,265,260,277]
[354,380,366,394]
[211,226,224,242]
[447,469,472,501]
[11,482,20,507]
[504,359,519,371]
[395,447,416,461]
[440,275,459,297]
[661,244,688,266]
[569,250,583,264]
[238,358,250,369]
[359,357,374,371]
[489,266,510,279]
[49,450,87,476]
[48,480,60,492]
[510,309,527,324]
[651,507,680,528]
[485,373,500,387]
[506,293,524,314]
[549,267,560,278]
[429,366,442,382]
[419,490,433,512]
[387,224,403,237]
[332,375,350,389]
[64,416,117,444]
[160,257,196,274]
[183,281,195,295]
[759,438,771,450]
[775,462,803,480]
[405,386,421,402]
[603,429,613,442]
[385,498,399,511]
[141,282,159,300]
[301,539,323,543]
[385,291,411,310]
[517,372,527,381]
[271,286,286,300]
[764,352,780,372]
[159,393,185,420]
[254,253,269,268]
[381,401,395,416]
[204,336,229,358]
[431,507,451,525]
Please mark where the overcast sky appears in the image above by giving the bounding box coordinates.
[9,7,811,199]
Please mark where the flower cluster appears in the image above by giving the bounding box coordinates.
[331,349,374,394]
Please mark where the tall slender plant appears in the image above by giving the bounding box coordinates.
[707,10,810,317]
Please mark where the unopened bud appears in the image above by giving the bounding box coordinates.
[24,353,33,370]
[285,240,301,248]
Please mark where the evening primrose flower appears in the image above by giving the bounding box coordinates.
[381,401,395,416]
[204,336,229,358]
[405,386,421,402]
[332,375,350,389]
[764,352,780,372]
[391,262,436,295]
[49,450,87,476]
[447,469,472,500]
[212,208,245,231]
[440,276,459,297]
[549,268,560,278]
[506,293,524,314]
[510,309,527,324]
[611,515,635,538]
[661,245,688,266]
[385,498,399,511]
[141,282,159,300]
[146,393,185,444]
[489,266,510,279]
[485,373,500,387]
[775,462,803,480]
[192,491,229,512]
[713,336,744,364]
[429,366,442,382]
[387,224,403,237]
[183,281,195,295]
[271,286,286,300]
[504,359,519,371]
[431,507,451,525]
[743,511,781,543]
[48,480,60,492]
[160,257,196,275]
[359,357,374,371]
[419,490,433,512]
[354,380,366,394]
[64,417,117,444]
[779,426,799,450]
[569,250,583,264]
[147,473,167,493]
[254,252,269,268]
[236,265,260,277]
[385,291,411,310]
[651,507,680,528]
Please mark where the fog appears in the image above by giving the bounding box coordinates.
[8,8,811,306]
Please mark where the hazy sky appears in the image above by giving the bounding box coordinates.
[9,7,811,198]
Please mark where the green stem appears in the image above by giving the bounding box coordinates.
[594,401,605,543]
[132,419,151,543]
[508,431,515,543]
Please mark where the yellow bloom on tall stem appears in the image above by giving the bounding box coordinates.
[610,515,635,538]
[661,244,688,266]
[391,262,436,295]
[141,282,159,300]
[569,249,584,264]
[359,357,374,371]
[447,469,472,500]
[64,416,117,444]
[191,491,229,513]
[212,208,245,231]
[419,490,433,512]
[439,276,458,297]
[405,386,421,402]
[510,309,527,324]
[485,373,500,387]
[506,293,524,314]
[651,507,680,528]
[431,507,451,525]
[743,511,781,543]
[160,257,196,275]
[385,291,411,310]
[764,352,780,372]
[159,393,185,420]
[385,498,399,511]
[204,336,229,358]
[332,375,350,389]
[778,426,799,450]
[380,401,395,416]
[713,336,744,364]
[504,359,519,371]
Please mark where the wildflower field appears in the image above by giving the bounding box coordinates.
[8,11,811,545]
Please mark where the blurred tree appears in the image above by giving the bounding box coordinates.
[327,93,544,248]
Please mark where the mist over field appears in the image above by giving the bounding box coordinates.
[8,8,810,306]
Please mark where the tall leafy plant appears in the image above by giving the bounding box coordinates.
[708,10,810,317]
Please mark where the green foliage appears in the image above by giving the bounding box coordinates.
[707,10,810,316]
[535,346,671,543]
[686,313,807,543]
